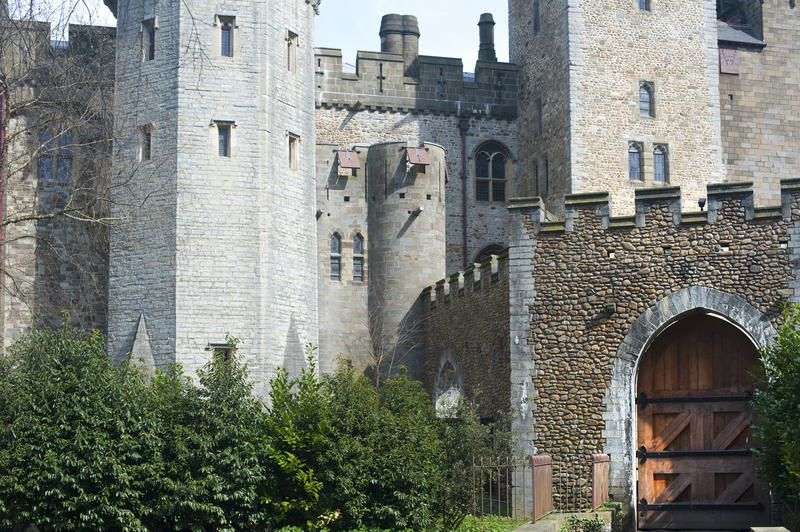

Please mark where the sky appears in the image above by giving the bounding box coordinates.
[12,0,509,70]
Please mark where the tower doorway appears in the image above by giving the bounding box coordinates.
[635,313,770,529]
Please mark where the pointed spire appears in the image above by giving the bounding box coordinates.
[131,313,155,377]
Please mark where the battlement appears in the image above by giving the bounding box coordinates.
[423,248,508,308]
[507,180,800,235]
[315,13,518,119]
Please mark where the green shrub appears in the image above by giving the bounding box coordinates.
[559,515,606,532]
[753,305,800,504]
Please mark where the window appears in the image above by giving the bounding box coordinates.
[287,30,298,72]
[288,133,299,170]
[639,0,651,10]
[353,233,364,282]
[654,144,668,182]
[207,342,235,362]
[218,124,230,157]
[140,128,152,161]
[475,142,509,203]
[534,97,543,135]
[142,19,156,61]
[218,16,235,57]
[330,232,341,281]
[629,142,643,181]
[37,131,73,180]
[639,82,654,117]
[533,1,540,34]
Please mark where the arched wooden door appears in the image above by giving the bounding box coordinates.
[636,314,770,529]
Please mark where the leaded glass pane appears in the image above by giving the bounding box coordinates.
[330,233,341,254]
[58,133,73,156]
[330,257,341,281]
[492,180,506,202]
[654,147,666,182]
[492,154,506,180]
[476,180,490,201]
[37,157,53,179]
[353,257,363,282]
[218,127,228,157]
[354,234,363,255]
[639,85,652,116]
[57,158,72,180]
[221,26,232,57]
[476,152,490,178]
[629,146,642,180]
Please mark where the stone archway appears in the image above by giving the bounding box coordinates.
[433,350,464,417]
[601,287,777,515]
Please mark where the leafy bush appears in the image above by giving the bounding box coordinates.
[0,325,509,531]
[753,305,800,504]
[559,515,606,532]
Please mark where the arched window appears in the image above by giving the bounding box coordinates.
[639,83,654,117]
[474,243,504,263]
[654,144,669,182]
[629,142,643,181]
[353,233,364,282]
[330,232,341,281]
[474,142,510,203]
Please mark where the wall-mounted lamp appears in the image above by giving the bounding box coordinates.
[698,197,706,211]
[413,206,424,215]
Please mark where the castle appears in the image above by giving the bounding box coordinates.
[1,0,799,527]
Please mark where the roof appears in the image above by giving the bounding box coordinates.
[717,23,766,46]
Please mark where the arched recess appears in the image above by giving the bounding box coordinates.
[433,349,464,417]
[473,243,504,264]
[601,287,776,520]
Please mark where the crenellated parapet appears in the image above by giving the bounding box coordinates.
[506,179,800,235]
[315,13,518,119]
[423,249,507,309]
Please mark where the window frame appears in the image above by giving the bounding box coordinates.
[37,131,73,180]
[653,144,669,183]
[288,133,300,170]
[639,0,651,11]
[639,82,655,118]
[629,142,644,181]
[353,233,365,282]
[330,232,342,281]
[217,123,231,157]
[474,142,510,203]
[287,30,299,73]
[138,125,153,162]
[142,18,156,61]
[217,15,235,58]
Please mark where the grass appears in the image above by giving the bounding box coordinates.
[455,515,527,532]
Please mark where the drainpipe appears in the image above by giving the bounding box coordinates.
[459,119,470,267]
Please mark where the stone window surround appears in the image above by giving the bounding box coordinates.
[212,120,235,158]
[214,13,239,59]
[636,80,656,119]
[287,30,299,73]
[288,131,300,170]
[628,141,644,181]
[472,140,513,204]
[138,123,153,162]
[140,17,158,62]
[330,231,342,281]
[624,139,671,184]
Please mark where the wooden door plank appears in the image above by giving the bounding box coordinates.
[652,472,692,504]
[648,410,692,451]
[716,471,754,503]
[712,409,751,450]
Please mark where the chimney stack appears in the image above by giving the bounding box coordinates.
[380,14,420,78]
[478,13,497,62]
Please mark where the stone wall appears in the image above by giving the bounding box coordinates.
[508,181,797,508]
[511,0,725,216]
[423,253,511,419]
[719,0,800,206]
[316,108,517,274]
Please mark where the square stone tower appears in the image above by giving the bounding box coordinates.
[107,0,319,391]
[510,0,725,215]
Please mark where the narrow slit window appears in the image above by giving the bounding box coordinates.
[639,82,654,117]
[139,127,152,161]
[629,142,643,181]
[533,1,540,34]
[330,232,341,281]
[217,124,231,157]
[287,31,298,73]
[219,16,235,57]
[654,144,668,182]
[288,133,299,170]
[143,19,156,61]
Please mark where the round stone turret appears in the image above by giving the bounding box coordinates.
[366,141,446,379]
[380,14,420,77]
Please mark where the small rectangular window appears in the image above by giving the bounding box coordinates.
[142,19,156,61]
[330,256,341,281]
[533,1,540,34]
[353,257,363,282]
[287,31,298,72]
[218,16,235,57]
[639,0,651,10]
[288,133,299,169]
[139,127,152,161]
[218,124,231,157]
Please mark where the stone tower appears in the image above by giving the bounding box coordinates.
[107,0,318,391]
[366,142,446,380]
[509,0,725,215]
